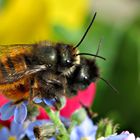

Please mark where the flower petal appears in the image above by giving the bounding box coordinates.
[0,119,11,128]
[104,131,135,140]
[37,107,49,120]
[0,95,9,107]
[10,121,25,139]
[77,117,97,136]
[78,83,96,106]
[70,117,97,140]
[0,102,15,120]
[43,98,56,106]
[14,103,27,124]
[60,96,81,118]
[26,120,47,140]
[70,127,80,140]
[33,97,43,104]
[61,83,96,118]
[0,127,10,140]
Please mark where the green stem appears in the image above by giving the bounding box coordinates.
[45,107,69,140]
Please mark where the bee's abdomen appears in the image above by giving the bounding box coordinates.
[0,60,9,81]
[6,57,16,74]
[0,55,29,84]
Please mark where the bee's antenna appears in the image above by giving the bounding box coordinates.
[94,37,104,60]
[74,12,97,49]
[76,53,106,60]
[99,77,119,93]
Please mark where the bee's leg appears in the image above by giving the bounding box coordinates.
[29,78,35,102]
[29,77,39,103]
[13,99,26,105]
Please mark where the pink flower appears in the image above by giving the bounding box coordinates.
[60,83,95,118]
[0,95,11,127]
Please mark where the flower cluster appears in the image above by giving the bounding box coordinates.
[0,101,27,124]
[0,84,139,140]
[0,0,139,139]
[0,83,95,124]
[0,81,138,140]
[0,111,138,140]
[0,83,97,139]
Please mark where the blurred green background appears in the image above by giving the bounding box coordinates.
[0,0,139,136]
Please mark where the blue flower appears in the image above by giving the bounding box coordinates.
[0,101,27,124]
[100,131,136,140]
[70,117,97,140]
[0,120,55,140]
[33,97,56,106]
[0,121,25,140]
[25,120,55,140]
[25,120,46,140]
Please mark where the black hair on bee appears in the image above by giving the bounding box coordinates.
[31,12,117,102]
[27,12,102,104]
[31,12,103,79]
[35,70,66,99]
[65,56,99,95]
[0,11,117,106]
[33,13,100,75]
[65,38,118,96]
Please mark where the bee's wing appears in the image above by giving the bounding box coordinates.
[0,65,46,84]
[0,44,46,84]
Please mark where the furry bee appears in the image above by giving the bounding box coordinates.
[0,41,80,102]
[66,56,117,96]
[65,56,99,95]
[0,12,109,103]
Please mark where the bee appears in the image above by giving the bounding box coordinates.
[0,13,107,103]
[66,55,118,96]
[65,37,118,96]
[0,40,80,102]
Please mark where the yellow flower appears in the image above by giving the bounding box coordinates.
[47,0,89,29]
[0,0,49,44]
[0,0,89,44]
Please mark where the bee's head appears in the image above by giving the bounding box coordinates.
[56,43,80,74]
[79,58,99,83]
[55,13,97,75]
[67,57,99,91]
[67,57,118,95]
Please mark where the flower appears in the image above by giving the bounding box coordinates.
[33,97,57,107]
[61,83,96,118]
[0,121,24,140]
[0,119,55,140]
[0,96,11,127]
[25,119,57,140]
[70,116,98,140]
[0,101,27,124]
[0,0,89,44]
[99,131,136,140]
[25,120,48,140]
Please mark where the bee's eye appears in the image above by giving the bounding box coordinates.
[60,57,72,67]
[83,76,88,81]
[66,59,72,65]
[47,64,52,68]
